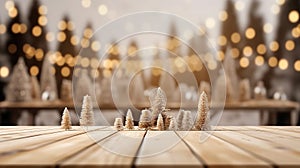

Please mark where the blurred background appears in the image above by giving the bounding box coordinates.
[0,0,299,126]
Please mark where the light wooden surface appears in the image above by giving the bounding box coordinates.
[0,126,299,168]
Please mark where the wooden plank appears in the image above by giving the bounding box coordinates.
[135,131,202,168]
[0,126,60,135]
[178,131,270,168]
[61,131,146,168]
[214,126,261,131]
[213,131,300,168]
[0,130,115,168]
[244,126,300,138]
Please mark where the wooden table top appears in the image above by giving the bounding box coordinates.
[0,126,299,168]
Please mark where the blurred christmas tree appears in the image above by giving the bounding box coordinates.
[5,3,27,67]
[238,0,267,88]
[25,0,49,80]
[55,16,78,98]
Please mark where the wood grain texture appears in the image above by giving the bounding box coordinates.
[178,131,270,168]
[135,131,202,168]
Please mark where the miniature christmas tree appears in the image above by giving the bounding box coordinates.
[176,109,185,130]
[114,118,123,131]
[6,58,32,102]
[168,117,177,131]
[156,114,164,131]
[31,75,41,100]
[195,91,211,131]
[79,95,95,126]
[61,107,72,130]
[40,54,58,100]
[182,110,193,131]
[138,109,152,129]
[199,81,211,101]
[125,109,134,130]
[150,87,166,126]
[164,115,173,130]
[60,79,72,102]
[239,78,251,101]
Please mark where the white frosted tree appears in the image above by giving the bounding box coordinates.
[195,91,211,131]
[199,81,211,101]
[150,87,167,126]
[176,109,185,130]
[157,114,164,131]
[61,107,72,130]
[114,118,124,131]
[79,95,95,126]
[239,79,251,101]
[138,109,152,129]
[31,75,41,100]
[182,110,193,131]
[40,54,58,100]
[125,109,134,130]
[168,117,177,131]
[6,58,32,102]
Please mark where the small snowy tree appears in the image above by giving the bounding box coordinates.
[182,111,193,131]
[176,109,185,130]
[150,87,166,126]
[157,114,164,131]
[168,117,177,131]
[6,58,32,102]
[125,109,134,130]
[195,91,211,131]
[31,76,41,100]
[164,115,172,130]
[61,107,72,130]
[79,95,95,126]
[114,118,123,131]
[138,109,151,129]
[239,79,251,101]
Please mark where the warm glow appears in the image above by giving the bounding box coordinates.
[81,38,90,48]
[0,66,9,78]
[103,59,112,69]
[174,57,185,68]
[91,41,101,51]
[0,24,6,34]
[289,10,299,23]
[12,23,20,33]
[231,48,240,58]
[205,18,215,29]
[271,5,280,15]
[58,20,67,30]
[35,49,44,61]
[24,45,35,59]
[285,40,295,51]
[61,66,70,77]
[90,58,99,68]
[84,28,93,38]
[67,21,74,31]
[278,59,288,70]
[268,57,278,67]
[294,60,300,71]
[51,67,56,75]
[81,0,91,8]
[8,44,17,54]
[128,46,137,56]
[291,27,300,38]
[276,0,285,5]
[80,57,90,67]
[8,7,18,18]
[263,23,273,33]
[235,1,245,11]
[38,5,47,15]
[208,61,217,70]
[46,32,55,42]
[217,51,225,61]
[218,35,227,46]
[240,57,249,68]
[243,46,253,57]
[219,10,228,21]
[30,66,39,76]
[91,69,99,78]
[20,24,27,34]
[103,69,112,78]
[56,55,65,66]
[70,35,79,45]
[32,26,42,37]
[5,1,14,11]
[231,32,241,43]
[255,56,264,66]
[257,44,267,55]
[38,16,48,26]
[269,41,279,52]
[57,32,66,42]
[245,27,256,39]
[98,4,108,15]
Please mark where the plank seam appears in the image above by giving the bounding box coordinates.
[131,130,148,168]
